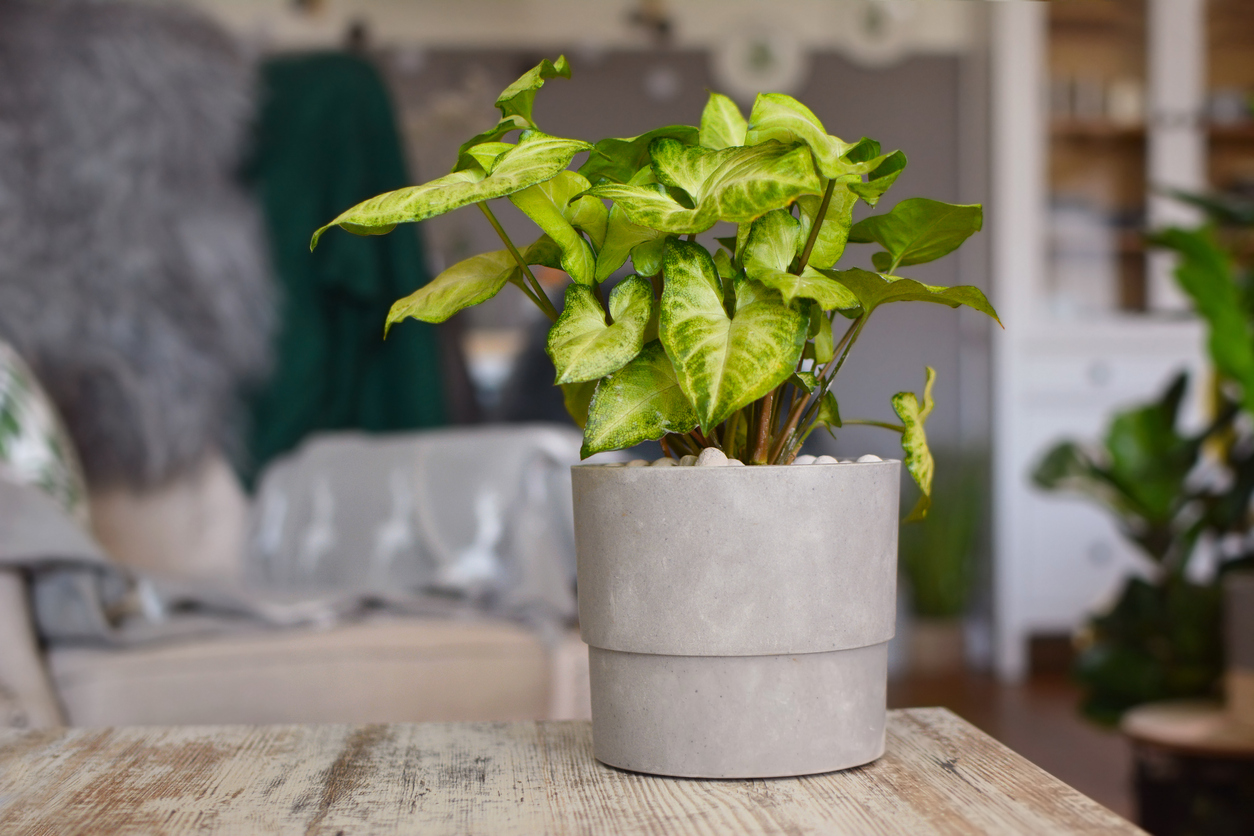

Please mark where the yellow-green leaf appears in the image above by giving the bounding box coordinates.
[587,140,822,235]
[848,151,907,207]
[495,55,571,124]
[796,182,859,269]
[547,276,654,384]
[745,93,856,179]
[659,239,807,431]
[699,92,748,150]
[384,250,517,331]
[509,170,598,284]
[743,210,859,310]
[594,203,663,280]
[312,131,592,249]
[848,198,983,274]
[581,341,698,457]
[578,125,699,185]
[562,379,598,429]
[894,367,936,521]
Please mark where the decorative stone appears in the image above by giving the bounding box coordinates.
[679,455,697,466]
[857,454,883,463]
[695,448,728,467]
[793,455,817,465]
[815,455,839,464]
[626,459,650,467]
[651,457,677,467]
[726,459,745,467]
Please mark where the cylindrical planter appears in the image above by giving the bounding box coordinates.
[572,459,900,778]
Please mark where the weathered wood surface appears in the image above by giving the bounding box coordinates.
[0,708,1144,835]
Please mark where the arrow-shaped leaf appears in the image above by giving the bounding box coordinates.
[743,210,859,310]
[509,170,600,284]
[547,276,654,384]
[495,55,571,124]
[594,203,664,280]
[795,183,859,270]
[894,366,937,521]
[587,140,822,235]
[581,341,698,457]
[848,197,983,274]
[821,267,1001,324]
[578,125,699,185]
[384,236,560,332]
[660,239,807,431]
[700,92,748,150]
[312,131,592,249]
[745,93,855,180]
[848,151,907,207]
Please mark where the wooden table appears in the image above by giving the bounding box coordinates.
[0,708,1143,835]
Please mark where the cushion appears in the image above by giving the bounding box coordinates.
[47,617,551,727]
[0,340,88,526]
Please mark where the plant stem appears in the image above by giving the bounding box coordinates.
[478,202,558,321]
[751,389,776,464]
[796,178,836,274]
[842,419,905,432]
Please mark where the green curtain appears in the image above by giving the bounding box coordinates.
[244,53,445,484]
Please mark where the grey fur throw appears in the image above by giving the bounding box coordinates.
[0,0,273,489]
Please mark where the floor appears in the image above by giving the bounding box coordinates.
[888,671,1135,821]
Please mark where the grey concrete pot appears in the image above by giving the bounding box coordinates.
[572,459,900,778]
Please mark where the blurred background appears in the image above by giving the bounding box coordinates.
[1,1,1253,831]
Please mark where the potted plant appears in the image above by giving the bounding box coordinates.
[1034,191,1254,726]
[312,57,999,777]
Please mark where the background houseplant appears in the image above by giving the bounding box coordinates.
[312,56,999,511]
[1034,191,1254,725]
[313,56,999,777]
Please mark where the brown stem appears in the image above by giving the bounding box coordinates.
[750,389,776,464]
[659,436,675,460]
[796,178,836,274]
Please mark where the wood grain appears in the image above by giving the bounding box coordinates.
[0,708,1144,835]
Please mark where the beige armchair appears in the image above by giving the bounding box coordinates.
[0,426,592,730]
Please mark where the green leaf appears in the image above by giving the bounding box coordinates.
[547,276,654,384]
[742,209,860,310]
[509,170,599,284]
[562,379,598,429]
[821,267,1001,324]
[660,239,807,431]
[893,366,937,521]
[594,203,663,280]
[568,195,609,250]
[581,341,698,456]
[811,303,834,363]
[699,92,748,149]
[587,140,822,235]
[631,237,667,277]
[848,198,983,274]
[1151,227,1254,413]
[848,151,907,207]
[577,125,699,185]
[312,131,593,249]
[744,93,856,180]
[791,371,818,393]
[384,250,517,330]
[495,55,571,124]
[796,183,859,269]
[451,115,530,173]
[384,235,561,332]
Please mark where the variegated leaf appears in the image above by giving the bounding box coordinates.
[581,341,698,457]
[796,182,859,269]
[848,151,907,207]
[744,94,855,179]
[495,55,570,123]
[893,366,937,521]
[509,170,599,284]
[547,276,654,384]
[578,125,699,185]
[594,203,663,280]
[561,379,598,429]
[743,210,859,310]
[587,140,822,235]
[699,92,748,150]
[312,131,592,249]
[660,239,807,431]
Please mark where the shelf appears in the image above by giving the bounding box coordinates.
[1051,120,1145,141]
[1209,124,1254,142]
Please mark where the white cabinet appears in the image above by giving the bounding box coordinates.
[990,1,1212,679]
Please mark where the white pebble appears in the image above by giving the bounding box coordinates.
[604,461,626,467]
[626,459,650,467]
[651,457,677,466]
[815,455,840,464]
[857,454,883,463]
[793,454,817,465]
[679,455,698,466]
[726,458,745,467]
[696,447,729,467]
